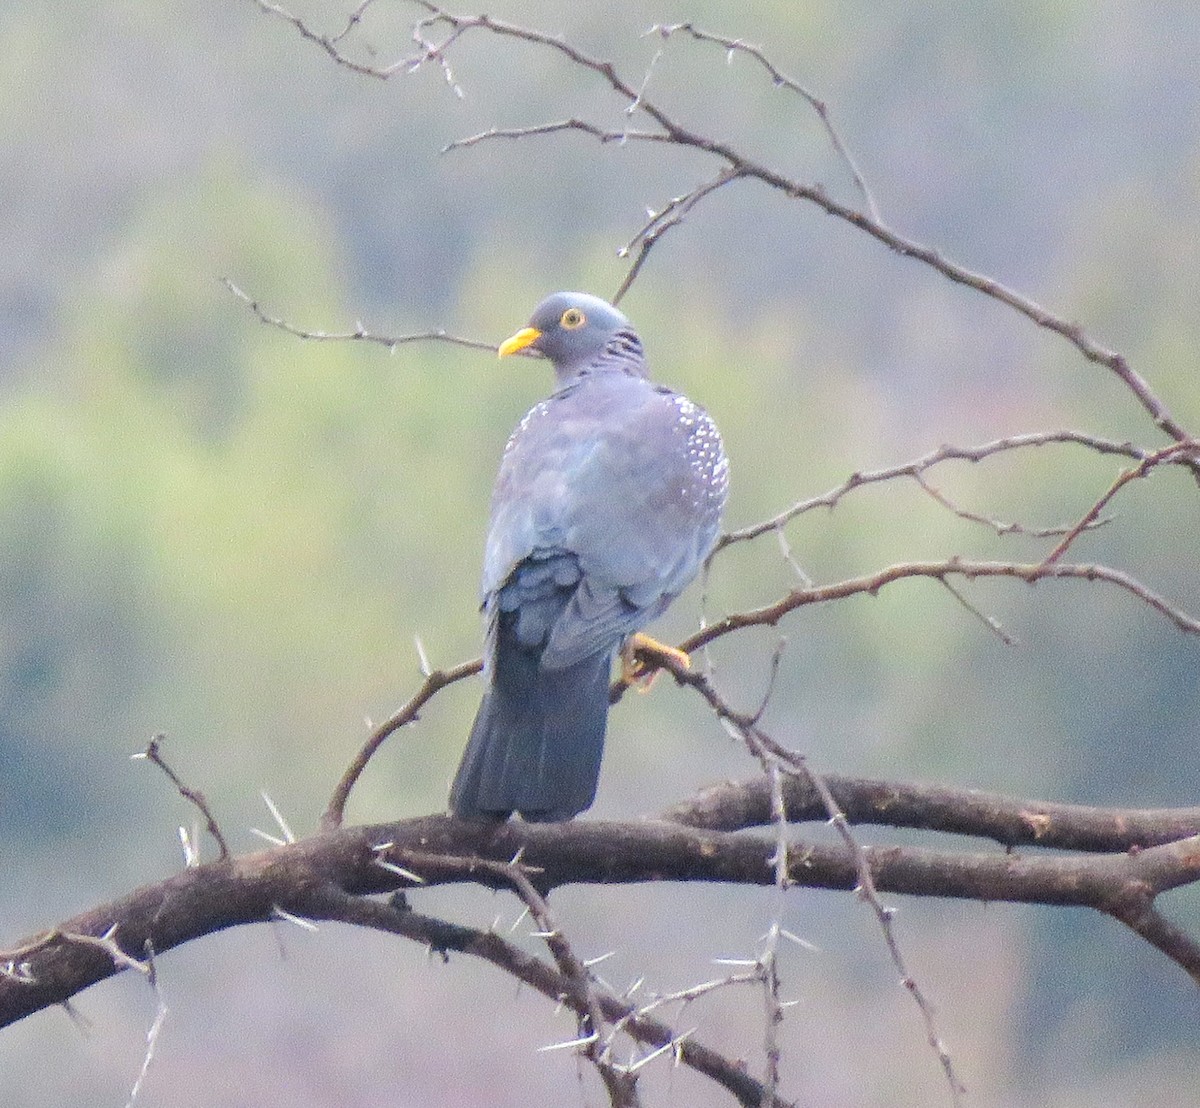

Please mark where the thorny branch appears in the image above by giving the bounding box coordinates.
[680,558,1200,653]
[133,734,230,861]
[303,885,781,1107]
[662,658,966,1104]
[758,762,791,1107]
[246,0,1200,469]
[5,805,1200,1023]
[716,431,1153,550]
[322,657,482,830]
[363,844,650,1104]
[221,277,497,355]
[296,540,1200,1104]
[489,858,641,1105]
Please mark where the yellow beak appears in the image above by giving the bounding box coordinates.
[498,326,542,358]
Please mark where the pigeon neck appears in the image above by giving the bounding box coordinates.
[554,327,648,384]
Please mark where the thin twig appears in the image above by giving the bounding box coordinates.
[323,658,482,829]
[331,0,380,45]
[407,7,468,95]
[612,165,745,305]
[649,22,880,220]
[680,559,1200,655]
[718,431,1151,551]
[132,735,230,861]
[677,669,966,1105]
[444,119,671,152]
[937,578,1017,646]
[1040,439,1200,566]
[221,277,496,354]
[304,884,785,1106]
[912,470,1109,539]
[243,0,406,78]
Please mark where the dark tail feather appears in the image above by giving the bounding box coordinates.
[449,638,612,822]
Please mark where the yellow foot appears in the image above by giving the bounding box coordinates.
[620,632,691,692]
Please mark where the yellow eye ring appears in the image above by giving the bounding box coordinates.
[560,307,586,329]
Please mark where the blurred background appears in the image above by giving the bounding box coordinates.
[1,1,1199,1104]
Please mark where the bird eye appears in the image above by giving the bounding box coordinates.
[560,308,586,329]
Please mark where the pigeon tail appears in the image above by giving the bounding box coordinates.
[449,613,612,821]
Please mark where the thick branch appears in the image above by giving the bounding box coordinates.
[663,775,1200,852]
[5,805,1200,1029]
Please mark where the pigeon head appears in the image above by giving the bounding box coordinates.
[498,292,636,378]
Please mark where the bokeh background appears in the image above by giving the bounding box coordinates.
[2,1,1199,1104]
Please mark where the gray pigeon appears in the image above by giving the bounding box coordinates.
[449,292,728,821]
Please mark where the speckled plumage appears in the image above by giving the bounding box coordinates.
[449,293,728,821]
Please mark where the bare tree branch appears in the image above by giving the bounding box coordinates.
[1105,894,1200,983]
[647,22,880,221]
[221,277,497,354]
[1040,439,1200,566]
[240,2,1200,468]
[403,6,1197,463]
[306,886,783,1106]
[681,559,1200,652]
[666,664,965,1104]
[132,734,230,861]
[330,0,380,47]
[5,805,1200,1034]
[320,546,1199,837]
[661,775,1200,852]
[322,657,482,830]
[717,431,1154,551]
[912,469,1108,540]
[243,0,404,79]
[612,165,745,305]
[443,119,672,151]
[936,577,1017,645]
[494,857,642,1106]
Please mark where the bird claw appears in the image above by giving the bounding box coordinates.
[620,633,691,692]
